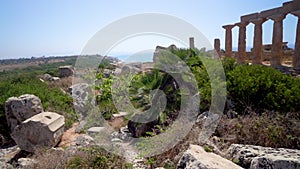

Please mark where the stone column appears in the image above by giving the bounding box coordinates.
[250,18,267,64]
[214,38,221,57]
[189,37,195,49]
[269,14,286,67]
[292,11,300,69]
[235,22,249,63]
[222,25,235,57]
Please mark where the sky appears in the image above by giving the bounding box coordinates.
[0,0,297,60]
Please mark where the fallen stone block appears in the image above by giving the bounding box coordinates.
[87,127,106,135]
[11,112,65,153]
[177,144,242,169]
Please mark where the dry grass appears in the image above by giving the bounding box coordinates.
[216,112,300,149]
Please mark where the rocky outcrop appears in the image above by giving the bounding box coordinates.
[11,112,65,153]
[59,65,74,78]
[68,83,89,119]
[5,94,44,132]
[177,144,242,169]
[227,144,300,169]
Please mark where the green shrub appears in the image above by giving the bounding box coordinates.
[227,65,300,113]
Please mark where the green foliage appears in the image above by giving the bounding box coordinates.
[0,60,77,146]
[227,64,300,113]
[66,146,133,169]
[95,75,117,120]
[203,145,213,152]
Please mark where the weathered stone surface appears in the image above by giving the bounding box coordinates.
[40,73,60,82]
[241,13,259,22]
[112,112,129,118]
[259,7,283,18]
[59,65,74,78]
[227,144,300,169]
[75,134,95,146]
[269,14,286,67]
[292,10,300,69]
[189,37,195,49]
[5,94,43,132]
[87,127,106,135]
[250,18,267,64]
[177,144,242,169]
[11,112,65,153]
[222,24,235,57]
[214,38,221,57]
[68,83,89,118]
[153,45,178,63]
[17,158,36,168]
[235,22,249,64]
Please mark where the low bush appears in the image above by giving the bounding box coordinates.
[227,64,300,114]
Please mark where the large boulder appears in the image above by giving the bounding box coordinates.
[11,112,65,153]
[177,144,242,169]
[59,65,74,78]
[5,94,43,132]
[227,144,300,169]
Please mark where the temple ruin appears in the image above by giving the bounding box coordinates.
[219,0,300,69]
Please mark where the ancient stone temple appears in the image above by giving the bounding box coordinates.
[221,0,300,68]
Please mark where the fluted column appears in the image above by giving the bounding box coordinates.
[222,25,235,57]
[214,38,221,57]
[269,14,286,67]
[250,18,267,64]
[235,22,249,63]
[292,10,300,69]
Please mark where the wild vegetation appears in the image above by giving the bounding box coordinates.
[1,51,299,168]
[93,48,300,147]
[0,57,77,147]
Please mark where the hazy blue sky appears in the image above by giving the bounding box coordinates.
[0,0,297,59]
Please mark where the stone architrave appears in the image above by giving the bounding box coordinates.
[222,25,235,57]
[235,22,249,63]
[269,14,286,67]
[214,38,221,57]
[292,10,300,69]
[250,18,267,64]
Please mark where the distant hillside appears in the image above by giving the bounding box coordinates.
[0,56,78,72]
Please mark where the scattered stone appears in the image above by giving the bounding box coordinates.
[87,127,106,135]
[40,74,60,82]
[103,69,113,78]
[177,144,242,169]
[111,138,122,143]
[59,65,74,78]
[17,158,36,168]
[112,112,129,118]
[11,112,65,153]
[75,134,95,146]
[227,144,300,169]
[5,94,43,132]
